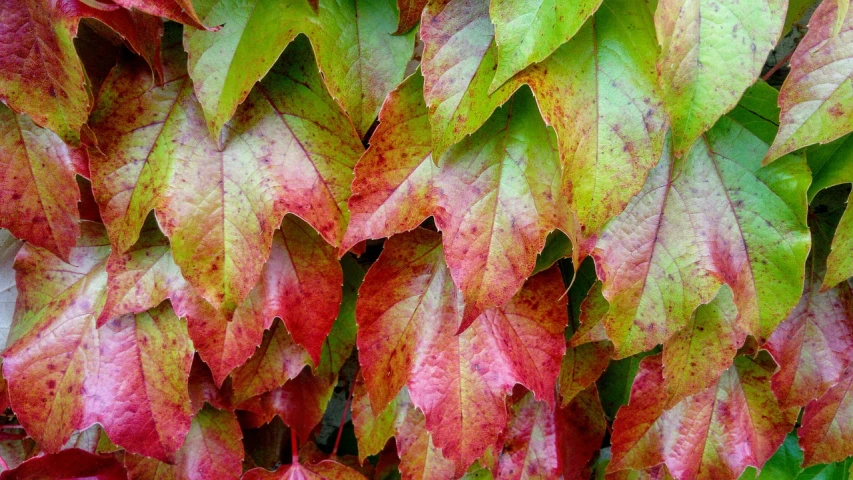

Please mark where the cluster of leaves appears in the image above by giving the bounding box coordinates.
[1,0,853,477]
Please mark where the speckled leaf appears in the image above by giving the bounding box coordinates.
[356,228,566,469]
[90,34,360,314]
[0,104,84,261]
[395,0,428,33]
[243,460,367,480]
[182,0,312,139]
[518,0,667,239]
[489,0,600,92]
[174,406,244,480]
[304,0,416,137]
[236,368,336,441]
[662,285,743,408]
[1,223,195,461]
[347,83,566,325]
[656,0,786,156]
[798,363,853,467]
[0,232,23,349]
[593,114,810,358]
[765,270,853,408]
[608,353,798,480]
[0,0,90,143]
[394,389,461,480]
[420,0,523,158]
[351,374,399,463]
[498,386,606,480]
[113,0,213,30]
[0,448,127,480]
[766,0,853,162]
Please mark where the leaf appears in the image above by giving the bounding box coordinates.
[420,0,523,158]
[174,406,244,480]
[243,460,368,480]
[90,33,360,314]
[0,448,127,480]
[395,0,428,33]
[798,363,853,466]
[0,0,90,143]
[347,79,566,324]
[517,0,667,239]
[656,0,786,156]
[608,353,798,480]
[182,0,312,139]
[305,0,416,137]
[356,228,566,470]
[765,270,853,408]
[2,223,195,460]
[237,368,336,441]
[394,390,461,480]
[188,355,233,413]
[111,0,214,30]
[661,285,743,407]
[498,386,606,480]
[489,0,600,92]
[0,231,23,350]
[766,0,853,161]
[0,104,84,261]
[592,114,810,358]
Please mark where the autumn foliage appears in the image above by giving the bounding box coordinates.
[1,0,853,478]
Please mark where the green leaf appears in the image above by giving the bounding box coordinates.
[488,0,601,91]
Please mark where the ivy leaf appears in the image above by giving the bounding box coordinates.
[661,285,743,408]
[1,223,195,461]
[346,77,566,324]
[356,228,566,470]
[593,114,810,358]
[498,386,606,480]
[765,270,853,408]
[395,0,428,33]
[0,105,84,262]
[0,231,22,349]
[0,448,127,479]
[182,0,312,140]
[420,0,523,158]
[608,353,798,480]
[489,0,601,92]
[243,459,367,480]
[798,364,853,467]
[175,406,244,480]
[111,0,214,30]
[305,0,416,137]
[518,0,668,240]
[0,0,91,143]
[766,0,853,162]
[655,0,786,156]
[90,33,360,314]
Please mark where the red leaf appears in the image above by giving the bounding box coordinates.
[2,223,194,461]
[498,386,606,480]
[765,272,853,408]
[798,363,853,466]
[356,228,566,470]
[0,105,84,261]
[0,449,127,480]
[608,353,797,480]
[395,0,428,34]
[109,0,214,30]
[174,406,244,480]
[188,355,233,414]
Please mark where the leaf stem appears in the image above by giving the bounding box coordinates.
[332,367,359,456]
[291,428,299,465]
[762,50,794,81]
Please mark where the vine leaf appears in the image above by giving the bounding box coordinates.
[346,75,567,325]
[420,0,523,158]
[488,0,601,92]
[243,459,367,479]
[112,0,214,30]
[798,364,853,466]
[90,33,360,314]
[608,353,798,480]
[395,0,428,33]
[0,448,126,479]
[0,105,84,261]
[765,0,853,162]
[1,223,195,461]
[0,231,23,349]
[356,228,566,470]
[655,0,786,156]
[593,111,810,358]
[518,0,667,242]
